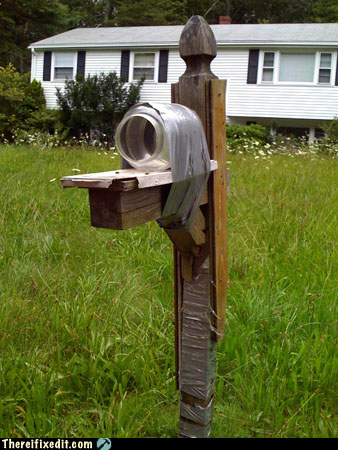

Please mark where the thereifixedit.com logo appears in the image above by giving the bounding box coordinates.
[1,440,93,449]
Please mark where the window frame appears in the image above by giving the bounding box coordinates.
[52,51,77,82]
[258,50,336,86]
[316,52,334,85]
[261,51,276,84]
[130,51,159,83]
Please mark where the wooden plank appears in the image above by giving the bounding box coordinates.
[165,207,206,258]
[87,183,209,231]
[209,79,228,340]
[61,162,217,191]
[88,185,170,230]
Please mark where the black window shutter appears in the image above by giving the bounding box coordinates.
[120,50,130,81]
[77,51,86,78]
[43,51,52,81]
[335,50,338,86]
[247,49,259,84]
[158,50,169,83]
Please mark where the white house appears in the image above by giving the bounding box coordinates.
[29,22,338,141]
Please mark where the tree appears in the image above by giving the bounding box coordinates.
[115,0,189,26]
[0,0,70,72]
[58,0,116,27]
[312,0,338,23]
[0,64,45,139]
[185,0,330,24]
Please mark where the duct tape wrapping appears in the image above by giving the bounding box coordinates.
[180,397,213,425]
[179,258,217,400]
[115,102,211,230]
[179,418,212,439]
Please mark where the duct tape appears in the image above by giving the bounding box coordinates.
[180,397,214,425]
[179,258,217,400]
[179,418,212,438]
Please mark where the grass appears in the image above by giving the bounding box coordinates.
[0,145,337,438]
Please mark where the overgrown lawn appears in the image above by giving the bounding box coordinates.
[0,145,337,437]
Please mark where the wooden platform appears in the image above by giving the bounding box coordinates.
[60,161,218,230]
[61,160,218,191]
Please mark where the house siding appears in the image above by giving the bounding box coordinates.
[212,48,338,121]
[33,47,338,122]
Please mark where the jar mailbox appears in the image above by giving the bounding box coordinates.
[115,109,170,171]
[115,102,211,230]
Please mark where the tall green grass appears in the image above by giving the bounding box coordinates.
[0,145,337,437]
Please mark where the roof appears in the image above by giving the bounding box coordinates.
[29,23,338,49]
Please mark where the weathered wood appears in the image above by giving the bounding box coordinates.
[88,186,169,230]
[165,208,206,258]
[61,163,217,191]
[61,168,173,190]
[172,15,227,438]
[208,79,228,340]
[87,184,210,231]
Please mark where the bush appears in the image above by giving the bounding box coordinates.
[56,72,144,146]
[322,118,338,143]
[24,108,62,135]
[0,64,45,140]
[226,123,270,152]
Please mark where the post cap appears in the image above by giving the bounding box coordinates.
[179,15,217,60]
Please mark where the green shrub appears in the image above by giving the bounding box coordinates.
[0,64,45,140]
[24,107,62,134]
[56,72,144,145]
[226,123,270,152]
[322,118,338,142]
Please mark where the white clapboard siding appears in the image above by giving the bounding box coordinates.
[33,47,338,121]
[212,48,338,121]
[85,50,121,76]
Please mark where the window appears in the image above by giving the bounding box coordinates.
[259,50,336,85]
[279,53,315,82]
[132,53,156,81]
[54,52,75,80]
[262,52,275,82]
[318,53,332,84]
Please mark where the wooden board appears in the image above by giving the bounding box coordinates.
[61,162,218,191]
[208,79,228,341]
[81,183,210,231]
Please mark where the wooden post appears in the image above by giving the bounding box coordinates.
[171,16,227,438]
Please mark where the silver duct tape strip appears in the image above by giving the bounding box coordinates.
[180,397,213,425]
[179,419,212,439]
[154,103,210,230]
[179,258,217,401]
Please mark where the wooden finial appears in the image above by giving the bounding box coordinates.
[179,15,217,78]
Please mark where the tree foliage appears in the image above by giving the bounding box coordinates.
[56,72,144,144]
[0,64,45,139]
[115,0,189,26]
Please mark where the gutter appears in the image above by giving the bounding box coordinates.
[28,41,338,51]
